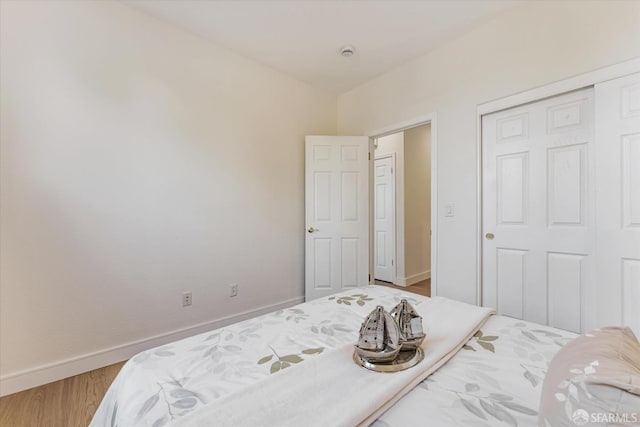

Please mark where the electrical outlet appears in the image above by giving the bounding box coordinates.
[182,292,192,307]
[229,283,238,297]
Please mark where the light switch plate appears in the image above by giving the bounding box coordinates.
[445,203,455,217]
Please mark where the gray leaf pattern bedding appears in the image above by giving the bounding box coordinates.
[374,317,575,426]
[90,286,576,427]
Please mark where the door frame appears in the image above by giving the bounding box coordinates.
[368,112,438,295]
[373,153,397,283]
[476,58,640,307]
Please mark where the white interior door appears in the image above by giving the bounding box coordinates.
[594,72,640,337]
[374,155,395,283]
[482,88,595,333]
[305,136,369,301]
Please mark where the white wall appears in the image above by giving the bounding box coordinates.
[404,124,430,282]
[338,1,640,304]
[0,0,336,394]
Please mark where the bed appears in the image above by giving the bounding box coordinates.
[91,286,578,427]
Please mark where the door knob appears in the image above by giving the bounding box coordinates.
[485,233,495,240]
[308,227,317,233]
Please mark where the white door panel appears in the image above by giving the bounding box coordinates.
[374,156,395,283]
[496,248,526,320]
[305,136,369,301]
[547,252,585,333]
[483,88,595,333]
[595,72,640,337]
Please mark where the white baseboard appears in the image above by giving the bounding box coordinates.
[396,270,430,287]
[0,296,304,397]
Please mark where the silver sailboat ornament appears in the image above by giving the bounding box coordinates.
[353,303,425,372]
[390,299,426,350]
[354,305,401,363]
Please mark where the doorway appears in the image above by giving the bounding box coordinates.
[373,124,432,295]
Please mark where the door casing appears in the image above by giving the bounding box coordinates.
[367,113,438,295]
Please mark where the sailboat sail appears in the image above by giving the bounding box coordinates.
[355,305,401,362]
[357,306,386,351]
[390,299,426,350]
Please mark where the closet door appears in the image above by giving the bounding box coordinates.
[482,88,595,333]
[595,72,640,337]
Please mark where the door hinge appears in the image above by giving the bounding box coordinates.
[391,259,394,266]
[369,274,371,282]
[391,167,393,174]
[368,152,371,160]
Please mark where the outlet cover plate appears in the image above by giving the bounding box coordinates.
[182,292,192,307]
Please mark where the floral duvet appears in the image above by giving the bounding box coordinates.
[90,286,575,427]
[373,314,575,427]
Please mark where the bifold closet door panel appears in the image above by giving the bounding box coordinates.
[482,88,596,333]
[595,72,640,337]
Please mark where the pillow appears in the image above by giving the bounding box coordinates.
[538,326,640,427]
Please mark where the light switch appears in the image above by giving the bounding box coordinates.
[445,203,455,217]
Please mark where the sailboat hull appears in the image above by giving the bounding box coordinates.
[354,345,400,363]
[353,347,424,372]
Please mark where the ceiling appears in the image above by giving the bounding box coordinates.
[122,1,522,94]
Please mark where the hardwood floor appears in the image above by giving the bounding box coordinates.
[0,280,430,427]
[374,277,431,297]
[0,361,125,427]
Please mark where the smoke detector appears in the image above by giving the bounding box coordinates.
[340,45,355,57]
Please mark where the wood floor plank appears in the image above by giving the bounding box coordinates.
[374,278,431,297]
[0,361,125,427]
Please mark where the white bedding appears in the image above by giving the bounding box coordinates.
[373,314,575,427]
[91,286,576,427]
[170,296,493,427]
